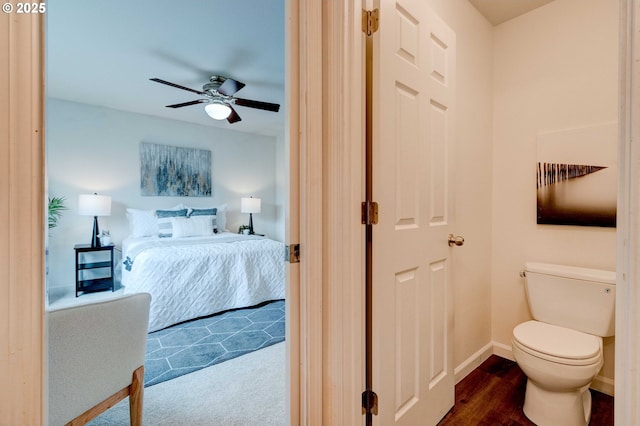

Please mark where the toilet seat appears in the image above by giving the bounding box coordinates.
[513,321,601,366]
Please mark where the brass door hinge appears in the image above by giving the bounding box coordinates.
[361,201,379,225]
[362,8,379,36]
[362,389,379,415]
[285,244,300,263]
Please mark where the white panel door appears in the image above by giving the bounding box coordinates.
[372,1,456,425]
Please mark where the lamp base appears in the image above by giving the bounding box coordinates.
[248,213,255,235]
[91,216,101,248]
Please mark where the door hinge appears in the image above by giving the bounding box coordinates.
[362,389,379,415]
[362,8,379,36]
[285,244,300,263]
[362,201,379,225]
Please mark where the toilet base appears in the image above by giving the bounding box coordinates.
[522,379,592,426]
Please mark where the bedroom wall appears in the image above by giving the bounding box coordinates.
[46,98,284,293]
[491,0,618,390]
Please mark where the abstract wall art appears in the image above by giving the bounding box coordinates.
[536,123,617,228]
[140,142,212,197]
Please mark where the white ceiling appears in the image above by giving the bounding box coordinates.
[468,0,555,26]
[47,1,552,137]
[46,0,285,136]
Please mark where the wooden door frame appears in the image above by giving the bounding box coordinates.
[1,12,46,426]
[321,1,366,425]
[293,1,366,424]
[289,0,324,422]
[615,0,640,423]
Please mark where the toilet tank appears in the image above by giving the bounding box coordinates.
[523,262,616,337]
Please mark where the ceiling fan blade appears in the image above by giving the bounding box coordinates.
[234,97,280,112]
[227,106,242,124]
[150,78,207,95]
[166,99,209,108]
[217,78,246,96]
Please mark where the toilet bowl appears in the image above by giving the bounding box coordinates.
[512,320,603,426]
[512,262,615,426]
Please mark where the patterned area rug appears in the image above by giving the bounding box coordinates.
[144,299,285,386]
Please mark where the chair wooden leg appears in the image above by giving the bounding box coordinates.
[129,366,144,426]
[65,366,145,426]
[66,387,129,426]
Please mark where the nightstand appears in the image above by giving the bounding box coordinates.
[74,244,115,297]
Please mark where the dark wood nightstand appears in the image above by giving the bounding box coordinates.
[74,244,115,297]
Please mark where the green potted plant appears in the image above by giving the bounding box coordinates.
[46,196,67,280]
[48,196,67,230]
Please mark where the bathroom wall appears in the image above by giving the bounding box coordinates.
[491,0,618,391]
[426,0,495,372]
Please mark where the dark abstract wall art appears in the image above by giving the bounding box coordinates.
[140,143,212,197]
[536,124,617,228]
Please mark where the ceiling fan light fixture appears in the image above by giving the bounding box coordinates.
[204,101,232,120]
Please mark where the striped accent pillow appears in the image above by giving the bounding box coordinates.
[156,209,188,237]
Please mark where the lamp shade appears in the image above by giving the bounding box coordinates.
[240,197,261,214]
[78,194,111,217]
[205,101,232,120]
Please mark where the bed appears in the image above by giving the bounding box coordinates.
[121,232,285,332]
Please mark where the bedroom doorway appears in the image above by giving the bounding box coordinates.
[44,0,296,424]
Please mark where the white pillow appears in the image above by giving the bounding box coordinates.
[126,204,186,238]
[126,209,158,237]
[171,216,213,238]
[217,204,228,231]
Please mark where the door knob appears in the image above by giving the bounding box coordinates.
[448,234,464,247]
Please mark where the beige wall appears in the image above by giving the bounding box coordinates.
[427,0,495,369]
[491,0,619,384]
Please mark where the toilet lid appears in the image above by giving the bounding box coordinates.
[513,321,600,360]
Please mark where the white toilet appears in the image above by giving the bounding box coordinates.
[512,262,615,426]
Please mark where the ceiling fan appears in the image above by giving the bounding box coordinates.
[150,75,280,124]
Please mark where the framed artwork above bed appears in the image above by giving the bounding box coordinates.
[140,142,212,197]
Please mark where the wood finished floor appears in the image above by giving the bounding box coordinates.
[438,355,614,426]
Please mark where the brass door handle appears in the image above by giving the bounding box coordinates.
[448,234,464,247]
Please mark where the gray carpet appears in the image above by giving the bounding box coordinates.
[87,342,286,426]
[145,300,285,386]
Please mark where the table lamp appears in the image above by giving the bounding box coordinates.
[78,193,111,247]
[240,197,261,235]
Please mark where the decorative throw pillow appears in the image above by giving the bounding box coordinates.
[188,208,218,233]
[126,209,158,238]
[188,208,217,216]
[156,209,188,237]
[171,216,213,238]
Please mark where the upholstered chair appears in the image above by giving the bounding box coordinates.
[48,293,151,426]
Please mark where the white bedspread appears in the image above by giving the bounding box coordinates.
[121,233,285,332]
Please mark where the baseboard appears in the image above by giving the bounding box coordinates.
[492,341,515,361]
[454,342,493,384]
[591,375,614,396]
[46,285,74,305]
